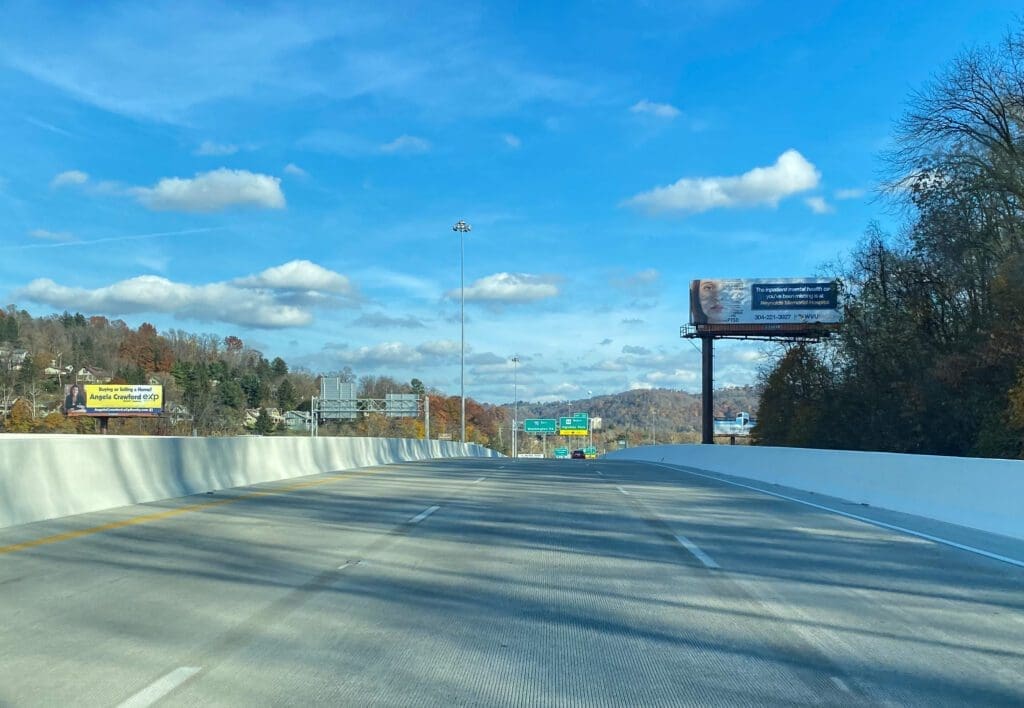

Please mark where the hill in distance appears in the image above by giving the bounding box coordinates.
[503,386,760,446]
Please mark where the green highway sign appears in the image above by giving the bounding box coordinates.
[559,413,589,435]
[584,446,596,454]
[554,447,570,459]
[523,418,557,434]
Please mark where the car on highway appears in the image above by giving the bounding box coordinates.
[571,449,585,459]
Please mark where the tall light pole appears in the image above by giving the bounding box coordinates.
[512,355,519,458]
[587,389,593,449]
[452,219,471,443]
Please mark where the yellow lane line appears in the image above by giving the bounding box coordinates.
[0,469,373,556]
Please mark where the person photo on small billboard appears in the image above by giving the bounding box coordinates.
[64,383,86,415]
[691,279,745,325]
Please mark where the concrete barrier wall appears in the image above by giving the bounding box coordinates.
[604,444,1024,540]
[0,435,499,529]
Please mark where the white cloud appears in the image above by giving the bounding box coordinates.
[14,259,354,329]
[380,135,431,154]
[51,170,89,188]
[283,163,308,177]
[335,342,423,366]
[645,369,700,385]
[234,260,352,295]
[18,276,310,328]
[29,229,74,242]
[326,338,464,368]
[195,140,239,156]
[629,99,681,119]
[449,272,560,304]
[0,5,591,125]
[416,340,460,359]
[351,312,426,329]
[502,133,522,149]
[131,168,285,212]
[835,188,865,200]
[804,196,833,214]
[587,360,628,372]
[624,149,821,214]
[468,352,508,367]
[611,268,661,294]
[352,267,438,300]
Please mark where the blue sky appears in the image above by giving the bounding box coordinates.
[0,1,1019,403]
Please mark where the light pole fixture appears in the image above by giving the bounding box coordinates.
[512,355,520,458]
[452,219,472,444]
[587,389,593,448]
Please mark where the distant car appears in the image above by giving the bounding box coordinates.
[571,449,585,459]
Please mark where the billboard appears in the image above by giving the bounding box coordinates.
[689,278,841,335]
[65,384,163,417]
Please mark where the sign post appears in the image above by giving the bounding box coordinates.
[685,277,842,444]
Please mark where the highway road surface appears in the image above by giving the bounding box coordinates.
[1,457,1022,706]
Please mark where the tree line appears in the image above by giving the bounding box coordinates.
[0,308,507,447]
[754,27,1024,459]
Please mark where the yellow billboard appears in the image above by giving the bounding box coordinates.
[66,384,163,416]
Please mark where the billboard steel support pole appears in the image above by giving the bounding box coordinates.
[701,335,714,445]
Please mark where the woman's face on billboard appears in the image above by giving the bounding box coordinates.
[699,281,723,316]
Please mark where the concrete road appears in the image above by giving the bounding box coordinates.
[1,457,1022,706]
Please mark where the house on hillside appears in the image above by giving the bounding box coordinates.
[44,361,74,378]
[75,366,111,383]
[244,407,285,428]
[284,410,311,432]
[3,349,29,371]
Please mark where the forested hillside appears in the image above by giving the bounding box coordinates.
[754,27,1024,459]
[0,307,505,440]
[0,306,750,450]
[515,386,759,449]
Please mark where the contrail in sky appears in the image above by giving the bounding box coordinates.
[1,226,227,251]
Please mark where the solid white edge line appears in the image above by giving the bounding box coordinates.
[616,486,630,496]
[409,505,441,524]
[118,667,202,708]
[648,462,1024,569]
[674,534,721,569]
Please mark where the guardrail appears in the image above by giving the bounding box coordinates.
[604,444,1024,541]
[0,435,499,529]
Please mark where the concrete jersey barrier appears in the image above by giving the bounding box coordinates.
[604,444,1024,541]
[0,435,500,530]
